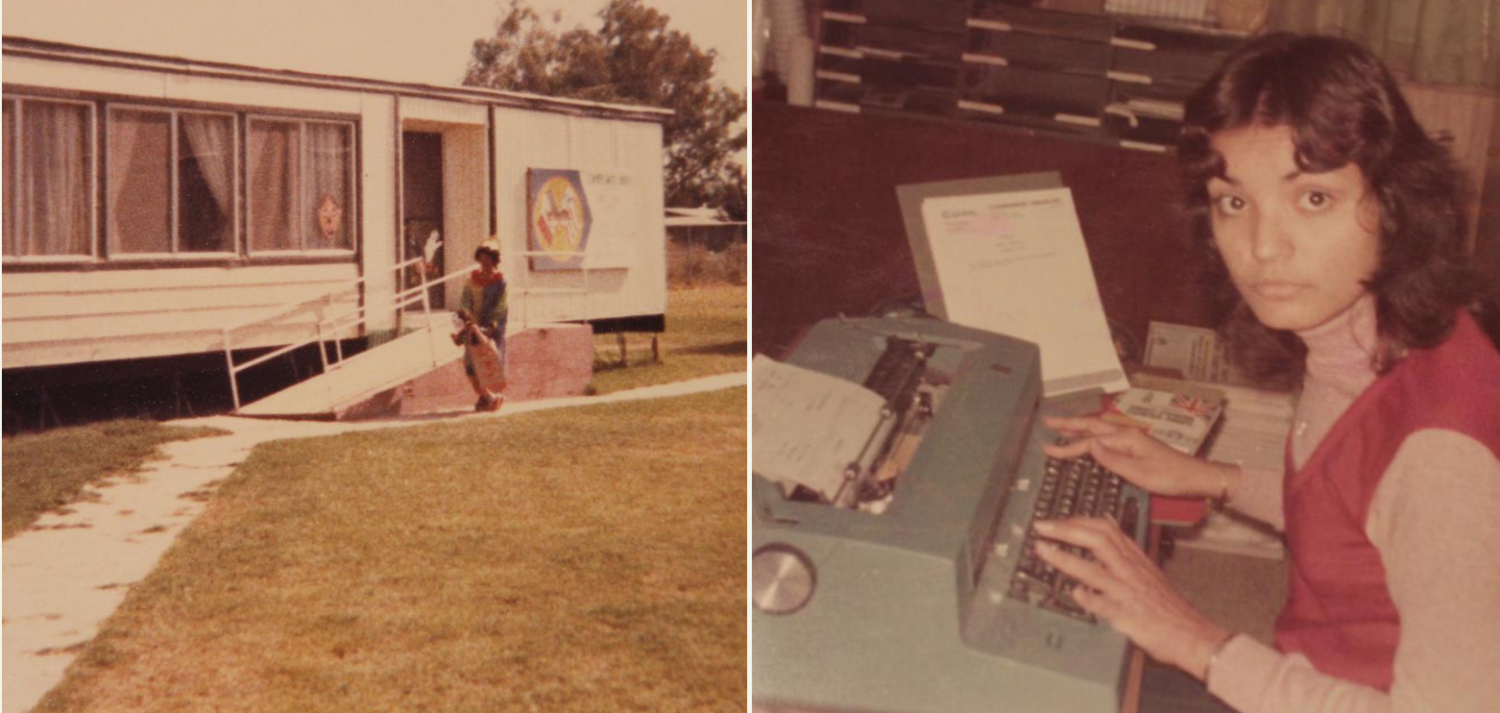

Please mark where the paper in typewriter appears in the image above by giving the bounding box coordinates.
[919,187,1129,396]
[751,354,887,500]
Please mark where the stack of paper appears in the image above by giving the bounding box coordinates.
[1103,381,1224,456]
[1143,320,1255,387]
[1144,321,1293,558]
[908,183,1129,397]
[1173,381,1294,558]
[751,354,887,501]
[1201,383,1296,474]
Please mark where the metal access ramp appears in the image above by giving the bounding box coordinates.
[235,327,460,419]
[221,248,593,420]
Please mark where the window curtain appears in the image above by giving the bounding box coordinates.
[304,123,351,250]
[21,101,91,256]
[4,101,16,254]
[107,109,171,253]
[1270,0,1500,89]
[249,121,297,251]
[179,113,235,252]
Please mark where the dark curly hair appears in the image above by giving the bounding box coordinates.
[1179,33,1496,389]
[474,243,501,263]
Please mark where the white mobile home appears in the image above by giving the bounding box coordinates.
[1,37,670,393]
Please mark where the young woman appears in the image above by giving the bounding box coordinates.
[1034,34,1500,713]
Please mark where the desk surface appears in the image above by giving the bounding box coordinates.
[752,101,1220,359]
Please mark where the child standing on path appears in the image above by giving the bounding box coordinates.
[454,238,508,411]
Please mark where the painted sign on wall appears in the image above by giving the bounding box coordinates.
[526,168,593,271]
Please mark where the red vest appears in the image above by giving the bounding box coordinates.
[1276,311,1500,690]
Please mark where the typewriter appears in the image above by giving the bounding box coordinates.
[752,315,1150,713]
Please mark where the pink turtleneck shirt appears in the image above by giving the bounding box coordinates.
[1205,295,1500,713]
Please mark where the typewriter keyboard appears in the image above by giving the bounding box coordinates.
[1006,449,1140,622]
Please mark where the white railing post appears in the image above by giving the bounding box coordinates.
[421,275,432,323]
[220,254,480,411]
[522,252,532,330]
[421,279,437,366]
[315,322,331,373]
[582,254,591,326]
[395,264,407,336]
[222,330,241,411]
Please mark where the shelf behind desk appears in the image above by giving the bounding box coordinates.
[752,101,1219,358]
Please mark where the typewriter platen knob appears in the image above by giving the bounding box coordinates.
[753,544,816,615]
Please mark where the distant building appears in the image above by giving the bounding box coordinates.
[665,207,746,252]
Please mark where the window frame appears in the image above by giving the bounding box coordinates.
[0,88,361,269]
[105,103,242,261]
[2,93,99,263]
[246,114,358,258]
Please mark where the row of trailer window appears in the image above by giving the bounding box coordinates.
[3,94,357,261]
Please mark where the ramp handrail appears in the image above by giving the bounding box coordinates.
[222,255,424,410]
[221,249,593,411]
[508,249,591,330]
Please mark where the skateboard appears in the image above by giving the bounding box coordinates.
[453,313,507,395]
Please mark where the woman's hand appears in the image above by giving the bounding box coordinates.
[1042,415,1236,499]
[1033,517,1233,680]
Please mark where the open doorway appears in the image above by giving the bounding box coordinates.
[402,131,445,310]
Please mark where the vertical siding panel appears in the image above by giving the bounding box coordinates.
[628,120,668,317]
[361,93,399,333]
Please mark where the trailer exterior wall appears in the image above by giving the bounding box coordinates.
[491,107,667,327]
[2,39,670,371]
[2,54,379,369]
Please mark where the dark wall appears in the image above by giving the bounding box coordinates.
[752,102,1220,359]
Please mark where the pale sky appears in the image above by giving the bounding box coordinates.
[1,0,748,93]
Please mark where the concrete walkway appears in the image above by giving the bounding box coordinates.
[1,371,746,713]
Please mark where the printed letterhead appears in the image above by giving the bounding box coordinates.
[900,177,1128,397]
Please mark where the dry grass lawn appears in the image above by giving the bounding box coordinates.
[2,420,227,540]
[36,388,747,712]
[590,285,746,395]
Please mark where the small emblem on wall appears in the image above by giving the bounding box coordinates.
[317,193,344,244]
[527,169,593,270]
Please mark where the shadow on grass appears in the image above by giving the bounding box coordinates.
[674,340,747,356]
